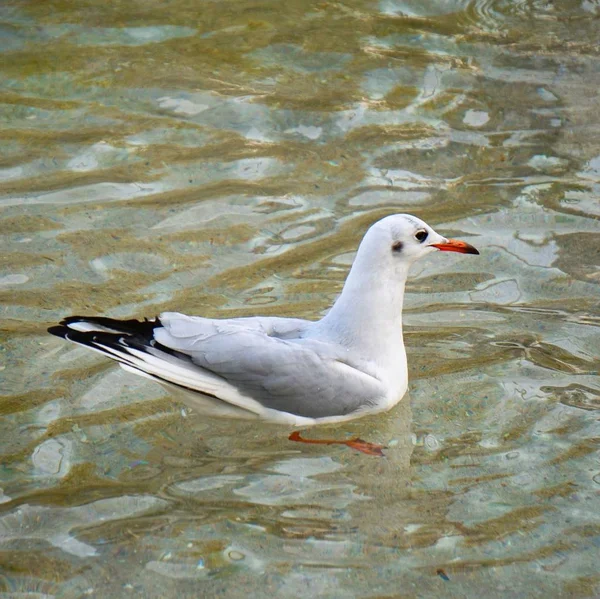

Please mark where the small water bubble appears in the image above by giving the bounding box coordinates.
[463,109,490,127]
[592,473,600,485]
[424,434,440,451]
[506,451,520,460]
[228,550,245,561]
[512,473,533,487]
[0,273,29,287]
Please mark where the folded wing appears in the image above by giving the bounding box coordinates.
[155,312,385,419]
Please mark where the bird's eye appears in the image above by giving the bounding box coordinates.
[415,229,428,243]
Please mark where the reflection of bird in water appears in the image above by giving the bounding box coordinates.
[48,214,478,455]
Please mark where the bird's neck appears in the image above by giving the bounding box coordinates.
[318,258,409,364]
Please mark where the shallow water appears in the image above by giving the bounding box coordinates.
[1,0,600,597]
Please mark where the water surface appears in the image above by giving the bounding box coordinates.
[1,0,600,597]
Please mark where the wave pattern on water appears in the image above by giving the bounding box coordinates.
[1,0,599,597]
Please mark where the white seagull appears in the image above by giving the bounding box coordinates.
[49,214,478,454]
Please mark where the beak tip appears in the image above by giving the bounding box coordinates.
[431,239,480,255]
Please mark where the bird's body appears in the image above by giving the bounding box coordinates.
[49,214,478,427]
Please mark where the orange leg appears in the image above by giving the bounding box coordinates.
[289,431,385,456]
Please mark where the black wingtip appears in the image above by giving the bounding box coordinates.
[47,324,70,339]
[48,315,161,338]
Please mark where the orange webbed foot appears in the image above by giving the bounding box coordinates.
[288,431,385,456]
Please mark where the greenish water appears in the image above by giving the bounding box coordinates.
[1,0,599,597]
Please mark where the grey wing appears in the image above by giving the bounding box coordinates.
[155,312,385,419]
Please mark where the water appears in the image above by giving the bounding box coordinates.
[1,0,599,597]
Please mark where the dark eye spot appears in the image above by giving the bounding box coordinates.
[391,241,403,252]
[415,229,428,243]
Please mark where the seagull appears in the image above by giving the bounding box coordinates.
[49,214,478,455]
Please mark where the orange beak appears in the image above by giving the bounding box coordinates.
[431,239,479,255]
